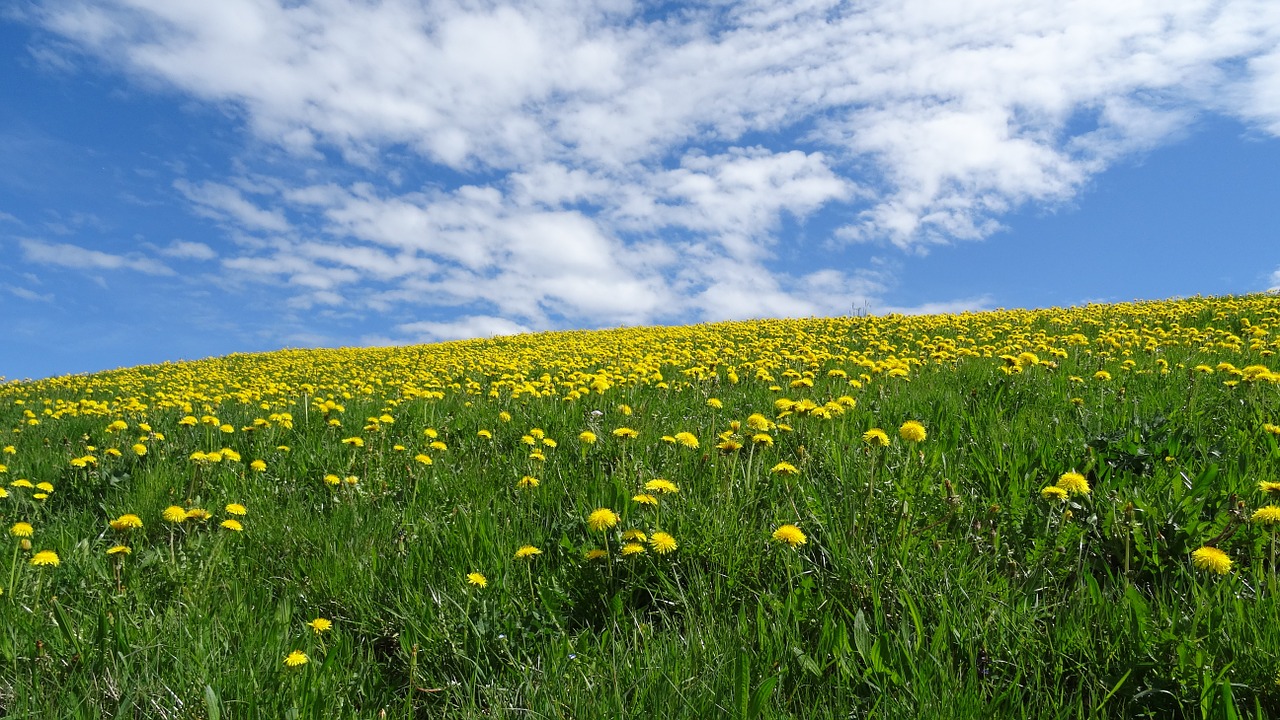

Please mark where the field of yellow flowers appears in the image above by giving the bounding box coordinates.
[3,294,1280,717]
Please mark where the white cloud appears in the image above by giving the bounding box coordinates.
[6,286,55,302]
[395,315,532,344]
[160,240,217,260]
[27,0,1280,343]
[20,238,175,276]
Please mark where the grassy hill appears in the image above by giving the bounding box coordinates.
[3,294,1280,718]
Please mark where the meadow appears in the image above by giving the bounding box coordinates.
[2,294,1280,718]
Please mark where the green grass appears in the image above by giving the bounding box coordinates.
[2,296,1280,717]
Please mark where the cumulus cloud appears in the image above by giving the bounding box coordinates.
[26,0,1280,343]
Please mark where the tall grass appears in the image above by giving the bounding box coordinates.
[1,295,1279,717]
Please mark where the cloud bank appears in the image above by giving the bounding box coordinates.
[25,0,1280,342]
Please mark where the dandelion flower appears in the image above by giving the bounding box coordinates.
[771,462,799,476]
[1094,370,1112,381]
[414,454,433,466]
[30,550,60,566]
[132,443,148,456]
[308,618,333,634]
[498,411,512,423]
[584,549,608,561]
[632,493,658,506]
[1260,481,1280,495]
[323,474,341,486]
[1040,486,1068,501]
[110,514,143,531]
[515,545,542,559]
[621,542,646,556]
[862,428,890,446]
[622,529,647,542]
[225,503,247,516]
[186,508,211,521]
[11,522,34,537]
[220,519,243,532]
[772,524,807,548]
[752,433,774,447]
[517,475,539,489]
[707,398,723,409]
[1056,471,1091,496]
[1191,546,1232,575]
[644,478,679,494]
[284,650,309,667]
[898,421,927,442]
[650,532,677,554]
[1253,506,1280,525]
[11,479,35,488]
[1264,423,1280,436]
[466,572,488,588]
[250,460,267,472]
[162,505,188,523]
[477,429,492,439]
[578,431,597,444]
[674,431,700,449]
[107,545,131,555]
[612,427,639,439]
[588,508,619,532]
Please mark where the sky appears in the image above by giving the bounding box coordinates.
[2,0,1280,382]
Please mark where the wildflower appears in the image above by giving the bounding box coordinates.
[10,479,34,489]
[249,460,267,472]
[1266,423,1280,436]
[622,529,647,542]
[110,514,143,530]
[674,431,700,449]
[1040,486,1068,501]
[341,437,364,447]
[612,427,639,439]
[163,505,188,523]
[308,618,333,633]
[752,433,774,446]
[632,493,658,506]
[107,545,131,555]
[1253,506,1280,525]
[771,462,799,476]
[1261,481,1280,495]
[716,438,743,452]
[179,415,197,427]
[10,522,33,537]
[650,532,677,554]
[414,454,433,466]
[521,435,536,446]
[323,474,341,486]
[585,549,608,561]
[0,488,8,498]
[862,428,890,446]
[621,542,646,556]
[772,524,807,548]
[517,475,539,489]
[707,398,723,409]
[344,475,358,485]
[747,414,773,431]
[132,443,148,456]
[588,508,619,532]
[225,503,247,516]
[186,508,211,521]
[515,545,542,559]
[284,650,309,667]
[645,478,679,494]
[220,519,243,532]
[30,550,60,566]
[898,421,927,443]
[477,429,492,439]
[1094,370,1112,381]
[1056,471,1091,496]
[466,572,488,588]
[618,404,632,416]
[498,411,512,423]
[578,431,597,444]
[1191,546,1232,575]
[35,482,53,493]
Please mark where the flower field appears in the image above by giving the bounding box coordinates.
[3,294,1280,717]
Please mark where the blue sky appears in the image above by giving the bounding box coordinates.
[3,0,1280,382]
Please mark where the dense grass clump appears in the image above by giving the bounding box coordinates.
[3,294,1280,717]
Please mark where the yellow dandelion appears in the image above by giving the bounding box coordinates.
[517,475,539,489]
[1056,471,1091,496]
[249,460,267,472]
[162,505,188,523]
[414,454,433,466]
[10,479,34,489]
[588,508,619,532]
[584,549,608,561]
[1191,546,1232,575]
[632,493,658,506]
[621,542,646,556]
[1260,481,1280,495]
[621,529,647,542]
[673,431,700,449]
[110,514,143,530]
[11,522,34,537]
[515,545,542,559]
[1253,506,1280,526]
[308,618,333,633]
[220,519,243,532]
[477,429,492,439]
[284,650,309,667]
[466,572,488,588]
[1264,423,1280,436]
[772,524,807,548]
[132,443,148,456]
[707,398,723,409]
[578,430,597,444]
[323,473,341,486]
[30,550,60,566]
[650,532,677,554]
[186,508,211,521]
[107,545,131,555]
[752,433,774,446]
[771,461,799,476]
[862,428,890,446]
[225,503,247,516]
[612,427,639,439]
[1040,486,1068,501]
[644,478,679,494]
[1094,370,1112,381]
[898,420,927,443]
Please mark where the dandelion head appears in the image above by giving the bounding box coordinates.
[674,431,700,449]
[225,503,247,516]
[644,478,679,494]
[621,542,646,556]
[770,461,799,476]
[10,522,33,537]
[621,529,647,542]
[1260,481,1280,495]
[898,421,927,443]
[650,532,677,554]
[772,524,807,548]
[862,428,890,447]
[632,493,658,506]
[588,508,619,532]
[107,545,131,555]
[517,475,539,489]
[466,572,488,588]
[1252,506,1280,526]
[1056,471,1091,496]
[308,618,333,634]
[162,505,188,523]
[584,549,608,561]
[1191,546,1232,575]
[220,519,243,532]
[30,550,60,567]
[284,650,309,667]
[515,545,542,559]
[1040,486,1068,501]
